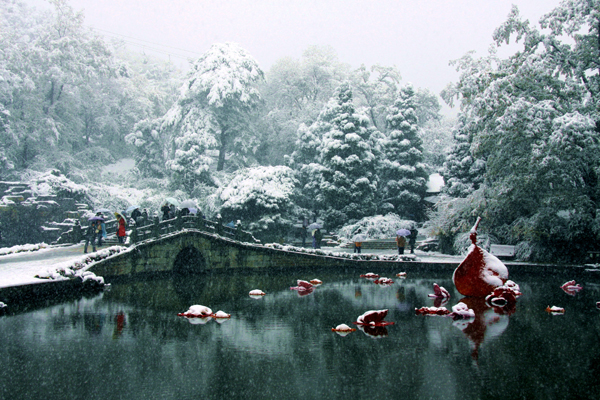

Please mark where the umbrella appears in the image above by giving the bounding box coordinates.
[94,208,112,214]
[179,200,197,209]
[88,216,104,222]
[307,223,322,230]
[125,205,140,213]
[165,197,180,207]
[396,229,411,236]
[353,234,366,242]
[114,212,127,224]
[226,221,236,228]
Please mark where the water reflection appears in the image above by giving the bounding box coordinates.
[0,270,599,399]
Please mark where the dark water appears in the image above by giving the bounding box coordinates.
[1,268,599,400]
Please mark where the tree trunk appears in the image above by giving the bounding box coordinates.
[217,128,230,171]
[217,142,227,171]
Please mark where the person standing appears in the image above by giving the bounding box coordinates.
[313,228,323,249]
[396,234,406,255]
[115,213,127,244]
[130,208,142,225]
[95,213,106,247]
[161,203,170,221]
[408,227,418,254]
[84,220,99,253]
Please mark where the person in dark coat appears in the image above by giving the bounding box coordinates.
[313,228,323,249]
[161,203,170,221]
[408,227,418,254]
[84,220,100,253]
[130,208,142,225]
[141,209,149,224]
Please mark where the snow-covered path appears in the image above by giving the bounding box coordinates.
[0,244,87,289]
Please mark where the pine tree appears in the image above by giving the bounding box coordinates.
[440,119,485,198]
[318,82,378,228]
[379,84,428,219]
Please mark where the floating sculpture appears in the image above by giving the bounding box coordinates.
[546,306,565,315]
[560,280,583,296]
[249,289,266,299]
[331,323,356,336]
[453,217,508,297]
[354,309,395,326]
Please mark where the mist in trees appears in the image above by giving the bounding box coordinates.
[5,0,598,262]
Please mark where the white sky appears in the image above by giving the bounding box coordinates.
[30,0,562,115]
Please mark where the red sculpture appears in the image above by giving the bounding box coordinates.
[453,217,508,297]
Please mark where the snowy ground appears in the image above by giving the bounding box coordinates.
[0,243,464,290]
[0,243,88,289]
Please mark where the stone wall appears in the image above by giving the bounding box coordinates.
[89,229,460,278]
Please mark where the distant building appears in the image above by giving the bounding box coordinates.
[424,173,444,205]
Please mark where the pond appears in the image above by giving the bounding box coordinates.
[1,267,599,400]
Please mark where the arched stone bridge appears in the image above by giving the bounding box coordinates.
[88,229,460,279]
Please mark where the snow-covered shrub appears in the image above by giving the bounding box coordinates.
[218,166,297,240]
[337,214,416,241]
[514,241,532,261]
[28,170,88,200]
[452,231,498,255]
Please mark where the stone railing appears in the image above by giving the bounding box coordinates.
[59,214,259,245]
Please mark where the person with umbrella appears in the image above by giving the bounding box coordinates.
[408,225,418,254]
[115,212,127,244]
[353,231,366,254]
[161,203,171,221]
[84,216,103,253]
[396,229,410,255]
[313,228,323,249]
[127,206,141,225]
[95,212,107,246]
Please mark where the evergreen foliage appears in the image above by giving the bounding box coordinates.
[378,84,428,219]
[318,82,378,228]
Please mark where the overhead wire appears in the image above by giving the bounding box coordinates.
[88,26,201,61]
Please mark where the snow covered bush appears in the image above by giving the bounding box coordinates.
[337,214,416,241]
[218,166,298,241]
[28,170,88,200]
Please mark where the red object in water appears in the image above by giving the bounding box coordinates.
[560,280,583,296]
[428,283,450,299]
[290,279,314,291]
[415,306,451,316]
[353,309,395,326]
[374,277,394,285]
[360,272,379,279]
[453,217,508,297]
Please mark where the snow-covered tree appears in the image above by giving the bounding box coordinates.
[165,108,217,191]
[125,118,167,178]
[378,84,428,219]
[257,46,350,165]
[351,64,402,131]
[419,116,455,170]
[440,118,485,198]
[218,165,298,241]
[435,3,600,261]
[318,82,378,228]
[165,42,264,174]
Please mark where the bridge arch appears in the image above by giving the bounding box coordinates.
[173,246,206,275]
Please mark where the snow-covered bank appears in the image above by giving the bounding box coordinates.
[0,244,124,289]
